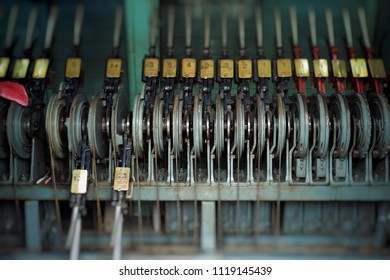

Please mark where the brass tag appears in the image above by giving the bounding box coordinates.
[144,58,159,77]
[0,57,10,78]
[181,58,197,78]
[294,58,310,77]
[65,57,82,78]
[238,59,252,79]
[70,169,88,194]
[32,58,50,79]
[106,58,122,78]
[257,59,271,78]
[113,167,131,191]
[200,59,214,79]
[313,59,329,78]
[331,59,348,78]
[276,58,292,77]
[219,59,234,78]
[367,58,386,79]
[12,58,30,79]
[162,58,177,78]
[350,58,368,78]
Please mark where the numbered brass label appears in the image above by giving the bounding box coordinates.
[71,169,88,194]
[276,58,292,77]
[294,58,310,77]
[367,58,386,79]
[0,57,10,78]
[350,58,368,78]
[257,59,271,78]
[106,58,122,78]
[12,58,30,79]
[113,167,131,191]
[238,59,252,79]
[32,58,50,79]
[219,59,234,78]
[331,59,348,78]
[181,58,197,78]
[313,59,329,78]
[65,57,82,78]
[162,58,177,78]
[144,58,159,77]
[200,59,214,79]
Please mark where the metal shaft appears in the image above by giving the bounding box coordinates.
[342,8,354,48]
[44,6,59,50]
[289,6,298,46]
[73,4,85,47]
[25,6,39,50]
[357,7,371,48]
[5,5,18,49]
[308,8,317,47]
[325,8,335,47]
[255,6,263,48]
[274,8,282,48]
[113,6,123,49]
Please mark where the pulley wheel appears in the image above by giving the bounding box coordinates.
[193,95,203,158]
[153,96,165,158]
[214,94,225,158]
[0,102,9,159]
[309,94,329,159]
[172,94,183,155]
[273,93,286,158]
[132,93,144,157]
[88,94,108,159]
[235,95,245,158]
[7,103,31,159]
[256,95,266,159]
[291,93,310,158]
[111,93,129,156]
[46,93,68,159]
[68,94,89,158]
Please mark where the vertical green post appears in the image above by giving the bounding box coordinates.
[124,0,158,109]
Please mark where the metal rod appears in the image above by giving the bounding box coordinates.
[167,6,175,49]
[255,6,263,48]
[221,8,227,49]
[5,5,18,49]
[65,205,79,249]
[70,214,81,260]
[325,8,335,47]
[357,7,371,48]
[113,6,123,49]
[238,8,245,50]
[274,8,282,48]
[25,6,39,50]
[289,6,298,46]
[150,8,158,48]
[308,8,317,47]
[73,4,85,47]
[185,5,192,48]
[44,6,59,50]
[204,6,211,49]
[112,209,123,260]
[342,8,354,48]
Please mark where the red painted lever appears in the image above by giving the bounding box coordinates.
[0,81,28,106]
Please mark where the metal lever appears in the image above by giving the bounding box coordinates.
[255,6,263,49]
[238,8,245,52]
[110,203,124,260]
[73,4,85,47]
[289,6,298,47]
[5,5,18,49]
[44,6,59,50]
[357,7,371,49]
[113,6,123,49]
[325,9,335,48]
[167,6,175,51]
[185,5,192,50]
[65,205,82,260]
[25,6,39,50]
[150,8,158,49]
[342,8,354,48]
[274,8,282,49]
[221,8,227,51]
[204,6,211,50]
[308,8,317,47]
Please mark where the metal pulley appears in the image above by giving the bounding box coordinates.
[68,94,89,158]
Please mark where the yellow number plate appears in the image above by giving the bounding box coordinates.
[200,59,214,79]
[294,59,310,77]
[144,58,159,77]
[71,169,88,194]
[350,58,368,78]
[181,58,197,78]
[331,59,348,78]
[367,58,386,79]
[106,58,122,78]
[238,59,252,79]
[113,167,131,191]
[0,57,10,78]
[12,58,30,79]
[219,59,234,78]
[65,57,82,78]
[162,58,177,78]
[277,59,292,77]
[32,58,50,79]
[257,59,271,78]
[313,59,329,78]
